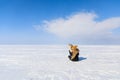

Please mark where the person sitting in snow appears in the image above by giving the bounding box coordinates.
[68,44,80,61]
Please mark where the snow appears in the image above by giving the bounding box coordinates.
[0,45,120,80]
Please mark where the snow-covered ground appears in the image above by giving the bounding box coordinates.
[0,45,120,80]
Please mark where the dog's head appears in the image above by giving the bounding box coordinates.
[69,44,78,51]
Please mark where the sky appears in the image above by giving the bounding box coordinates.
[0,0,120,45]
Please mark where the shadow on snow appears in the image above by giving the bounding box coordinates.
[78,57,87,61]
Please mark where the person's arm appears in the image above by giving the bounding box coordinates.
[69,50,72,56]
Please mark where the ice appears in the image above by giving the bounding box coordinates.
[0,45,120,80]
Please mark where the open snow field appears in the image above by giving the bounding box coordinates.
[0,45,120,80]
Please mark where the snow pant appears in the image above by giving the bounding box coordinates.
[68,50,79,61]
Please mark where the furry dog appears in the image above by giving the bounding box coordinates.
[68,44,79,61]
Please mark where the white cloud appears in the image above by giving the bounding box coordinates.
[36,12,120,44]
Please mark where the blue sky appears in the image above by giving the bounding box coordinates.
[0,0,120,45]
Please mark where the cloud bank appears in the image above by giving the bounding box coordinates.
[36,12,120,44]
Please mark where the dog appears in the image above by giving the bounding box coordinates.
[68,44,79,61]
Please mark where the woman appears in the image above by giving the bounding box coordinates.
[68,44,79,61]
